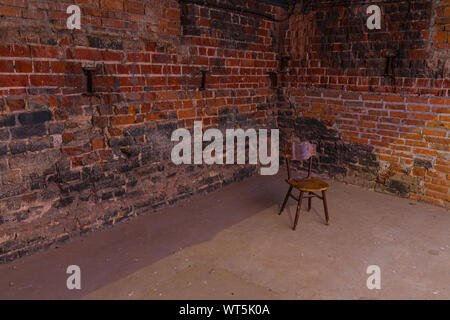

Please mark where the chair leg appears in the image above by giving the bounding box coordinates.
[308,192,312,212]
[322,190,330,225]
[279,185,293,215]
[293,191,304,230]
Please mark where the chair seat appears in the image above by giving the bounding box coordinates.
[287,177,329,192]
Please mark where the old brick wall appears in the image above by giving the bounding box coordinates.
[0,0,282,262]
[279,0,449,207]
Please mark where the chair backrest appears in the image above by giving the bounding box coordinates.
[291,141,316,160]
[284,141,317,180]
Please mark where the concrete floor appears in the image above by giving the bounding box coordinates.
[0,174,449,300]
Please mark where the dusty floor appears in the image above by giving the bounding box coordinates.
[0,174,449,300]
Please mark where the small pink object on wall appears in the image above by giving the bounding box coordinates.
[291,141,316,161]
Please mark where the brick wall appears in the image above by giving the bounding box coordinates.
[0,0,448,263]
[0,0,281,262]
[278,0,449,208]
[434,0,450,49]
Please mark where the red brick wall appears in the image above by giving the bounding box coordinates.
[434,0,450,49]
[279,0,449,208]
[282,0,449,92]
[0,0,282,262]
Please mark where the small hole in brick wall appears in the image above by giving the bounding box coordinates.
[384,55,395,78]
[268,71,278,88]
[82,65,98,94]
[200,70,208,91]
[280,56,291,71]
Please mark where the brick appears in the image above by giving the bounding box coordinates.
[7,99,26,111]
[434,31,447,43]
[0,115,15,127]
[406,97,429,104]
[11,124,46,139]
[427,121,450,130]
[178,109,196,119]
[408,49,428,59]
[390,111,408,118]
[386,104,406,110]
[101,0,123,10]
[10,141,27,154]
[379,155,399,163]
[125,0,145,14]
[0,129,10,141]
[384,96,404,103]
[30,45,63,59]
[51,62,66,73]
[432,178,450,187]
[0,45,29,57]
[413,167,426,177]
[111,115,136,126]
[426,183,449,194]
[425,136,450,145]
[363,95,382,101]
[0,6,22,17]
[410,194,444,206]
[92,139,104,150]
[402,119,426,126]
[432,106,450,113]
[0,60,14,72]
[430,98,450,105]
[407,105,430,112]
[33,61,50,73]
[414,114,438,120]
[425,190,450,202]
[15,60,32,73]
[435,165,450,174]
[0,75,27,87]
[18,111,52,125]
[405,140,428,148]
[403,133,424,141]
[414,148,437,156]
[422,129,447,137]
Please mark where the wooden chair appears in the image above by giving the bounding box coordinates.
[279,141,330,230]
